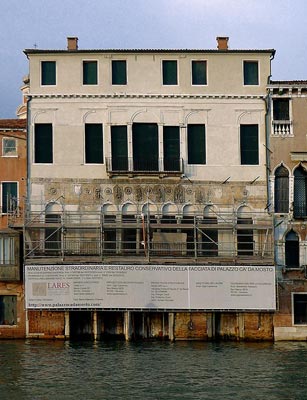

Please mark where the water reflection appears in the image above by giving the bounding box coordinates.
[1,340,307,400]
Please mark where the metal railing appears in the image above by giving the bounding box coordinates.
[106,157,183,174]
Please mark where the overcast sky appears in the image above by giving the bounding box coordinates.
[1,0,306,118]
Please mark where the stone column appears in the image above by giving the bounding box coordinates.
[168,312,175,341]
[64,311,70,339]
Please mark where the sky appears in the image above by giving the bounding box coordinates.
[1,0,307,118]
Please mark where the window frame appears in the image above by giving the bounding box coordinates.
[191,60,207,86]
[292,293,307,326]
[41,61,56,86]
[34,123,53,164]
[84,123,104,164]
[240,124,259,165]
[243,60,259,86]
[0,295,17,325]
[162,59,179,86]
[2,137,17,157]
[1,181,18,215]
[82,60,98,85]
[0,235,16,265]
[111,60,127,85]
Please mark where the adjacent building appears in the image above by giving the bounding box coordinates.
[18,37,276,340]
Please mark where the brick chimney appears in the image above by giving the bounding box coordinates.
[67,37,78,51]
[216,36,229,50]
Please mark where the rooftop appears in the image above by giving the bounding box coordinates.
[0,119,27,130]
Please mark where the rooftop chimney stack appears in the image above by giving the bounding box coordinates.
[216,36,229,50]
[67,37,78,51]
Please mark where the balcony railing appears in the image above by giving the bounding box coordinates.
[106,157,183,175]
[272,120,292,136]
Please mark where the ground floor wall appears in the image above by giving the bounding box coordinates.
[0,282,26,339]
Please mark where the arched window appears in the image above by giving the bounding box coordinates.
[285,230,299,268]
[274,165,289,213]
[294,165,307,218]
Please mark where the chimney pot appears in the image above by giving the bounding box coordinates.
[216,36,229,50]
[67,37,78,51]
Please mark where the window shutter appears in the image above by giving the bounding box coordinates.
[111,126,128,170]
[35,124,53,163]
[85,124,103,163]
[132,123,158,171]
[188,124,206,164]
[163,126,180,171]
[240,125,259,165]
[163,61,177,85]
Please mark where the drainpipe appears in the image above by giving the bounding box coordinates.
[26,95,32,213]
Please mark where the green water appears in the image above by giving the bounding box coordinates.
[1,340,306,399]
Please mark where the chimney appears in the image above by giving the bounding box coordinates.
[216,36,229,50]
[67,37,78,51]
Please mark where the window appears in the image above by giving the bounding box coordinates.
[1,182,17,214]
[0,296,17,325]
[163,126,180,171]
[41,61,56,85]
[0,236,15,265]
[273,99,290,120]
[45,213,61,255]
[294,166,307,218]
[274,165,289,213]
[285,230,299,268]
[85,124,103,164]
[243,61,258,85]
[34,123,53,163]
[162,60,178,85]
[240,124,259,165]
[112,60,127,85]
[187,124,206,164]
[132,123,158,171]
[111,126,128,171]
[293,293,307,325]
[192,60,207,85]
[83,61,98,85]
[2,138,17,157]
[237,217,254,256]
[201,217,218,257]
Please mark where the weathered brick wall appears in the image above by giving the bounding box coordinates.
[28,310,65,338]
[174,312,208,340]
[243,313,273,341]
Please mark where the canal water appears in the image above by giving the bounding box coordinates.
[1,340,307,400]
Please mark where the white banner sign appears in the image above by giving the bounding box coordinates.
[25,264,276,310]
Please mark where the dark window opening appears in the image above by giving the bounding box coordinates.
[162,60,178,85]
[111,126,128,171]
[163,126,180,171]
[112,60,127,85]
[85,124,103,164]
[41,61,56,85]
[240,124,259,165]
[161,215,177,233]
[192,60,207,85]
[1,182,17,214]
[201,217,218,257]
[273,99,290,120]
[188,124,206,164]
[274,165,289,213]
[243,61,258,85]
[133,123,158,171]
[45,214,61,254]
[294,166,307,218]
[237,218,253,256]
[83,61,98,85]
[34,123,53,164]
[0,296,17,325]
[285,230,299,268]
[293,294,307,325]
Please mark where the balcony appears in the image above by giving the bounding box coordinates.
[106,157,183,177]
[272,120,292,137]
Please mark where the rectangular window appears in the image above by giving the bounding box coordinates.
[112,60,127,85]
[192,60,207,85]
[1,182,17,214]
[34,123,53,163]
[0,236,15,265]
[187,124,206,164]
[41,61,56,85]
[111,126,128,171]
[240,124,259,165]
[162,60,178,85]
[85,124,103,164]
[83,61,98,85]
[163,126,180,171]
[0,295,17,325]
[273,99,290,120]
[243,61,259,85]
[2,138,17,157]
[133,123,158,171]
[293,293,307,325]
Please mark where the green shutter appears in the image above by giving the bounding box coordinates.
[163,126,180,171]
[163,61,177,85]
[2,182,17,213]
[85,124,103,163]
[192,61,207,85]
[111,126,128,170]
[133,123,158,171]
[35,123,53,163]
[188,124,206,164]
[41,61,56,85]
[112,61,127,85]
[83,61,97,85]
[240,124,259,165]
[244,61,258,85]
